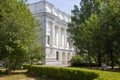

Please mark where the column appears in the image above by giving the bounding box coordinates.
[64,28,67,48]
[58,26,61,47]
[50,22,53,47]
[52,22,55,45]
[55,26,59,47]
[56,27,59,47]
[61,28,64,48]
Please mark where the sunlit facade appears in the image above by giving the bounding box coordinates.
[29,0,75,65]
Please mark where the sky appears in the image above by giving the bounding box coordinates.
[27,0,80,15]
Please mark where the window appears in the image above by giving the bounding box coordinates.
[67,53,70,61]
[56,51,59,60]
[69,41,72,49]
[47,22,52,32]
[47,35,50,45]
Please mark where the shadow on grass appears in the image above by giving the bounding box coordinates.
[105,68,120,73]
[0,69,44,80]
[0,69,26,77]
[25,72,54,80]
[0,69,54,80]
[69,66,120,73]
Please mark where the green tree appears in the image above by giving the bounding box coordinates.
[82,14,104,66]
[68,0,101,51]
[68,0,120,68]
[28,43,44,65]
[0,0,43,73]
[100,0,120,69]
[68,0,102,65]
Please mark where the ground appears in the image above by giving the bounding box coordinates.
[0,69,43,80]
[0,66,120,80]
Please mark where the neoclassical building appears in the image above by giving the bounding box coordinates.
[29,0,75,65]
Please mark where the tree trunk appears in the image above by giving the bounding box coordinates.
[6,63,12,74]
[98,52,102,67]
[5,59,13,74]
[110,50,114,69]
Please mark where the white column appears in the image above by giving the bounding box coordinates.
[56,27,59,47]
[60,28,62,47]
[58,26,61,47]
[63,28,66,49]
[50,22,53,47]
[64,28,67,48]
[53,23,55,45]
[61,28,64,48]
[66,33,69,49]
[55,26,59,47]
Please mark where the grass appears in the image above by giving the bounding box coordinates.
[80,67,120,80]
[70,67,120,80]
[93,70,120,80]
[0,67,120,80]
[82,67,120,80]
[0,69,43,80]
[0,73,34,80]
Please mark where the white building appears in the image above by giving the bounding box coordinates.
[29,0,75,65]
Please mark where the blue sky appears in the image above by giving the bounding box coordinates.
[27,0,80,15]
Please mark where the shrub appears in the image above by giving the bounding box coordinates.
[24,65,99,80]
[71,63,98,67]
[70,55,98,67]
[23,64,31,69]
[70,55,84,63]
[0,70,4,74]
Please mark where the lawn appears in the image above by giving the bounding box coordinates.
[0,73,34,80]
[0,67,120,80]
[70,67,120,80]
[0,69,43,80]
[93,70,120,80]
[76,67,120,80]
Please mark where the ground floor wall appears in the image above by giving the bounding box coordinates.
[43,47,75,65]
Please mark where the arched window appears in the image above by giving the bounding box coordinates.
[56,51,59,60]
[47,35,50,45]
[67,53,70,62]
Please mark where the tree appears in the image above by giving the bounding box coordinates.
[0,0,43,73]
[82,14,104,66]
[100,0,120,69]
[68,0,102,65]
[28,43,44,65]
[68,0,120,68]
[68,0,101,50]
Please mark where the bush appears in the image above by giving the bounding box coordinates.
[0,70,4,74]
[71,63,98,67]
[70,55,98,67]
[24,64,99,80]
[23,64,31,69]
[70,55,84,63]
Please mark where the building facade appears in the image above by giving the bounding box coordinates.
[29,1,75,65]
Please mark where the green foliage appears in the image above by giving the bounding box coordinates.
[70,55,84,63]
[27,43,44,65]
[68,0,120,68]
[23,65,99,80]
[0,0,43,73]
[99,0,120,69]
[0,70,4,74]
[68,0,102,66]
[23,64,31,69]
[70,55,98,67]
[71,63,98,67]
